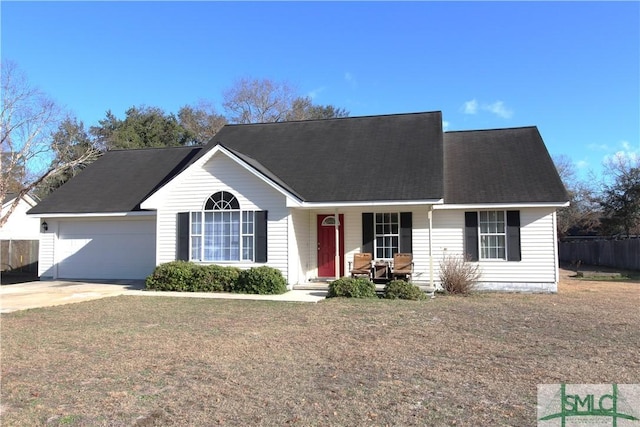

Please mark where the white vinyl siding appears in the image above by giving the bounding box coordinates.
[154,153,289,280]
[38,226,56,278]
[431,208,558,290]
[1,198,40,240]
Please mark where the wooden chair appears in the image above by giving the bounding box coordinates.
[391,253,413,281]
[349,253,373,279]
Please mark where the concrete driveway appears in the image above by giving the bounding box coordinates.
[0,280,144,313]
[1,280,327,313]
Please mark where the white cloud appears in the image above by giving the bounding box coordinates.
[461,99,513,119]
[588,143,611,151]
[483,101,513,119]
[307,86,326,99]
[442,120,450,131]
[604,150,639,164]
[462,99,478,114]
[576,160,589,169]
[344,72,357,88]
[600,140,639,173]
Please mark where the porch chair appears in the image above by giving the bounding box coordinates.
[391,253,414,281]
[349,253,373,279]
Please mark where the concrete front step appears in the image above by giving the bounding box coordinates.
[293,282,435,294]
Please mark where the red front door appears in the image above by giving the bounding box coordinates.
[317,214,345,278]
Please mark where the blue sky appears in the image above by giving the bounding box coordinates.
[2,1,639,180]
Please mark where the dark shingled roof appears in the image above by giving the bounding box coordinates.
[29,112,568,215]
[29,146,201,214]
[444,127,569,204]
[206,111,445,202]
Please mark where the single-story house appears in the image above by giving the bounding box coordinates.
[28,111,569,291]
[2,193,40,275]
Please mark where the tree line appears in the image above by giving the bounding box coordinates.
[554,154,639,239]
[1,61,348,226]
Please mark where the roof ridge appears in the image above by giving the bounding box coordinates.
[221,110,443,128]
[107,145,202,153]
[445,125,537,134]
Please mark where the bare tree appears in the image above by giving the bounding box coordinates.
[553,154,600,237]
[599,153,640,236]
[222,78,298,124]
[178,102,227,145]
[286,96,349,121]
[1,60,98,227]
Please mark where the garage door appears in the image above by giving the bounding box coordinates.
[57,219,156,280]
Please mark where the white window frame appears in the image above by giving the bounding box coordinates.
[374,212,399,259]
[478,210,507,260]
[189,192,255,262]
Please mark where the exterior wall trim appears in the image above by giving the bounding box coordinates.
[288,199,444,208]
[28,211,156,218]
[434,202,569,210]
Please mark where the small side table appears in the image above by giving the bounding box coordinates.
[373,261,390,281]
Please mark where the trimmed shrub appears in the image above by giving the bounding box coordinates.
[234,266,288,295]
[439,254,481,295]
[192,264,241,292]
[145,261,197,291]
[384,280,427,300]
[327,277,377,299]
[145,262,241,292]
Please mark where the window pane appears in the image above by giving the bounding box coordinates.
[191,236,202,261]
[243,236,254,261]
[374,212,400,259]
[191,212,202,235]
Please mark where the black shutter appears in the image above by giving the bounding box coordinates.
[400,212,412,253]
[506,210,521,261]
[255,211,268,263]
[464,211,479,261]
[362,213,374,255]
[177,212,190,261]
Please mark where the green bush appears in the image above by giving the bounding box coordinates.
[192,264,241,292]
[327,277,377,299]
[383,280,427,300]
[145,262,241,292]
[145,261,197,291]
[234,266,288,295]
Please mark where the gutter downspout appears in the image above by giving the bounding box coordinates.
[428,206,434,292]
[552,210,560,292]
[334,208,340,279]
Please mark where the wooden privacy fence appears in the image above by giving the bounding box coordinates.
[1,240,39,274]
[559,238,640,271]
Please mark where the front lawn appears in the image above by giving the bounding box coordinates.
[1,278,638,426]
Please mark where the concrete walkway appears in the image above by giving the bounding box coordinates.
[0,280,328,314]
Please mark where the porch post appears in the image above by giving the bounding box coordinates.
[428,206,434,289]
[334,208,340,279]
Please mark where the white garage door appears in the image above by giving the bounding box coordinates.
[57,219,156,280]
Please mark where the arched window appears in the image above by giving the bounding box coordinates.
[204,191,240,210]
[190,191,254,262]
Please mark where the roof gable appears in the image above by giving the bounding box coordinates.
[444,127,569,204]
